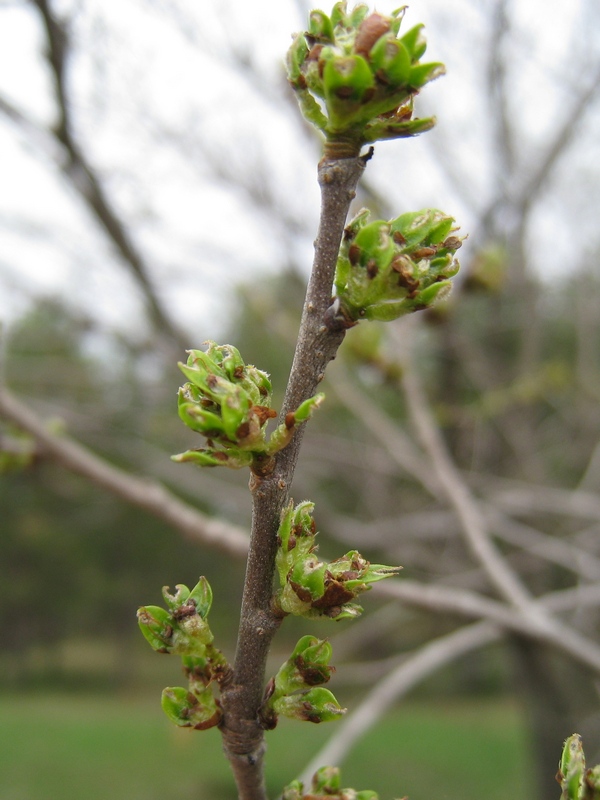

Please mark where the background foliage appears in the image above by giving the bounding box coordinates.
[2,1,600,799]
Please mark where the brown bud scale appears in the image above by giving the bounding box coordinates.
[348,243,361,265]
[355,13,391,58]
[412,246,437,259]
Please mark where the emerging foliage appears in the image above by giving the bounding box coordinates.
[557,735,600,800]
[284,766,379,799]
[137,577,230,730]
[330,208,463,325]
[275,500,402,620]
[287,1,444,156]
[172,342,323,475]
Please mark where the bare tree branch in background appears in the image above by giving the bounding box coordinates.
[13,0,190,349]
[0,385,249,557]
[298,621,500,783]
[300,566,600,784]
[2,2,600,798]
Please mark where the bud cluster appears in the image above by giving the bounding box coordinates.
[287,2,444,156]
[557,734,600,800]
[284,766,379,799]
[261,635,344,729]
[329,207,462,326]
[137,577,230,731]
[172,342,323,474]
[275,500,401,620]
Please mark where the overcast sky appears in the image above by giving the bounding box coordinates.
[1,0,599,342]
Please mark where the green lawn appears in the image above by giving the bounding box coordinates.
[0,693,533,799]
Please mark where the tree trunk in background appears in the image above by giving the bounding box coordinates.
[510,636,598,800]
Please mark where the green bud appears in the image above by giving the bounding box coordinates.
[559,734,586,799]
[283,766,381,799]
[400,23,427,59]
[276,500,294,555]
[408,61,445,89]
[177,395,225,437]
[328,550,402,590]
[266,393,325,457]
[364,113,436,143]
[324,54,375,111]
[162,583,191,610]
[349,3,370,27]
[353,221,394,267]
[187,576,213,619]
[171,447,254,469]
[293,393,326,424]
[295,88,330,132]
[218,343,245,380]
[137,605,174,652]
[313,765,342,793]
[335,208,462,323]
[290,557,328,600]
[287,33,310,89]
[282,784,302,800]
[277,582,314,617]
[138,577,217,659]
[176,343,267,447]
[585,766,600,799]
[369,35,411,85]
[330,2,349,28]
[390,209,450,247]
[180,653,211,679]
[243,364,273,404]
[276,500,316,566]
[181,348,223,381]
[276,501,401,619]
[161,685,221,730]
[287,4,444,153]
[175,343,323,470]
[309,10,335,42]
[273,687,345,723]
[274,636,335,695]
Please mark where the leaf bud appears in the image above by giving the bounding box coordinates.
[273,686,345,724]
[161,685,221,730]
[335,208,463,323]
[274,636,335,695]
[137,605,174,653]
[558,734,586,799]
[282,765,381,799]
[287,3,445,153]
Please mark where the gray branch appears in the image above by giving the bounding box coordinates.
[0,386,249,558]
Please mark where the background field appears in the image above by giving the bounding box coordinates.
[0,694,531,800]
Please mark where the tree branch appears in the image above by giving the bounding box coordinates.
[327,363,436,492]
[0,387,249,558]
[297,620,500,784]
[398,327,534,609]
[25,0,188,349]
[377,578,600,675]
[297,573,600,786]
[219,154,366,800]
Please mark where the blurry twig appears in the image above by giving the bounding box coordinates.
[297,621,499,784]
[299,574,600,782]
[327,364,436,493]
[486,505,600,582]
[0,386,249,558]
[13,0,189,349]
[398,329,540,609]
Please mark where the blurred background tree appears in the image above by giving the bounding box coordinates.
[2,1,600,799]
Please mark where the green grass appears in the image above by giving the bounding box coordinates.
[0,693,532,799]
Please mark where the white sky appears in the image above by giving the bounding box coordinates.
[0,0,598,342]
